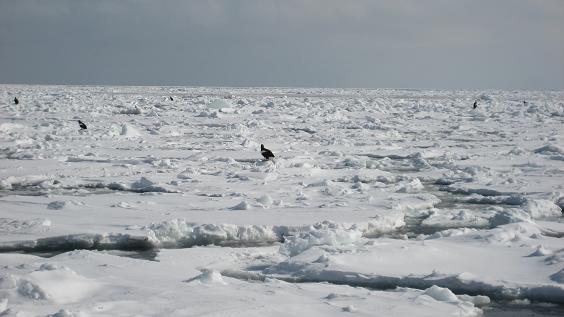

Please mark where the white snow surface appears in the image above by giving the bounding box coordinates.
[0,85,563,316]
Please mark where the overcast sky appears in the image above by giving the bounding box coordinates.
[1,0,563,89]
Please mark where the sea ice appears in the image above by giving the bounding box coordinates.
[0,85,562,315]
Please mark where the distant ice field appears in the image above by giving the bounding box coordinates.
[0,85,563,316]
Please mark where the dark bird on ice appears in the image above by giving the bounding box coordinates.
[78,120,87,130]
[169,96,174,101]
[13,97,19,105]
[261,144,275,160]
[473,100,477,109]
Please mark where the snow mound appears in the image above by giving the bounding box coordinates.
[508,147,527,155]
[108,177,180,193]
[305,179,333,188]
[421,209,492,230]
[0,218,51,234]
[111,202,133,209]
[17,266,101,304]
[426,227,479,239]
[47,200,84,210]
[0,122,26,132]
[354,213,406,237]
[484,222,542,244]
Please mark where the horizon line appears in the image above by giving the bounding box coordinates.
[1,82,562,93]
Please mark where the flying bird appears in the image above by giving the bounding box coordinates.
[13,97,19,105]
[78,120,87,130]
[169,96,174,101]
[473,100,477,109]
[261,144,275,160]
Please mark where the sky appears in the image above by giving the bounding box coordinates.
[0,0,563,90]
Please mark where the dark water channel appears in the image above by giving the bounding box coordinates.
[483,301,564,317]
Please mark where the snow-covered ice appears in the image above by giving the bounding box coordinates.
[0,85,563,316]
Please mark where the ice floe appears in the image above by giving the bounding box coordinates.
[1,85,563,315]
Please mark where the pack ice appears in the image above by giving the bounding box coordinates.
[0,85,563,316]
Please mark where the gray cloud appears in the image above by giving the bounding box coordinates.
[1,0,562,89]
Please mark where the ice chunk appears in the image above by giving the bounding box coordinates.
[342,305,356,312]
[229,201,251,210]
[0,298,7,314]
[0,218,51,234]
[47,200,84,210]
[0,273,17,289]
[119,106,143,114]
[456,294,491,306]
[241,138,259,149]
[256,195,273,208]
[17,279,48,300]
[395,178,424,193]
[0,122,26,132]
[0,175,53,190]
[186,269,227,285]
[219,107,236,113]
[48,309,75,317]
[478,94,493,101]
[281,222,364,256]
[550,268,564,283]
[421,285,458,302]
[145,219,280,248]
[534,145,564,155]
[120,124,142,137]
[209,99,233,110]
[528,245,553,257]
[523,199,562,219]
[112,177,181,193]
[196,110,220,118]
[489,209,531,227]
[131,177,156,189]
[421,209,490,229]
